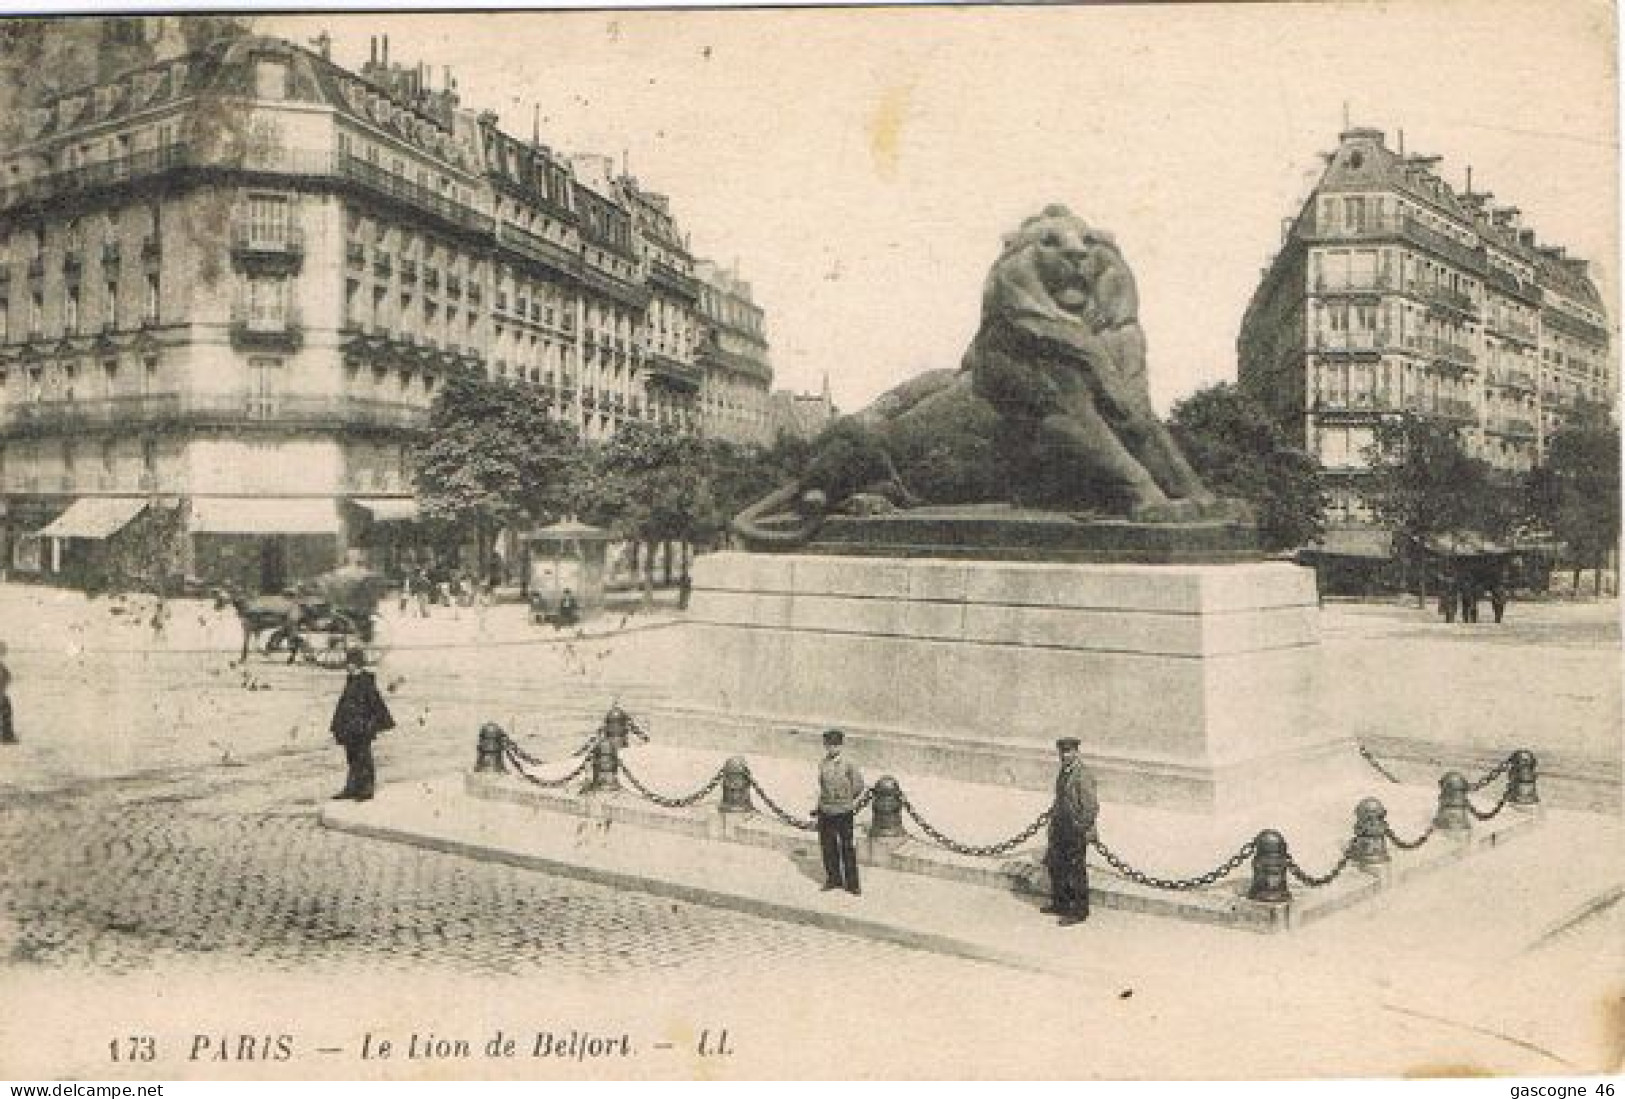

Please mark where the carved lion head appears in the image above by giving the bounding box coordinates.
[985,205,1139,331]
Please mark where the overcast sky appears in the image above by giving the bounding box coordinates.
[267,3,1618,414]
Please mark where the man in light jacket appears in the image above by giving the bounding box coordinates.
[1043,737,1099,925]
[813,729,865,895]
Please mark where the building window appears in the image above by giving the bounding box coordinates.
[252,56,291,101]
[247,194,290,246]
[245,276,288,329]
[65,285,79,335]
[143,273,159,324]
[104,281,118,330]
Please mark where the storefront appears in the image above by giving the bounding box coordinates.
[189,497,343,595]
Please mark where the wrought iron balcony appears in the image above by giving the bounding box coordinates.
[229,303,304,351]
[0,392,428,437]
[229,221,305,272]
[1426,338,1477,368]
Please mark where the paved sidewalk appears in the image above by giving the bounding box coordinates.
[326,772,1625,1072]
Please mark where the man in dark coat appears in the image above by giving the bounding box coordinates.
[329,647,394,801]
[0,640,15,745]
[1043,737,1099,925]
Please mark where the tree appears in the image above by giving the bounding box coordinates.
[413,372,583,568]
[1526,409,1620,595]
[589,421,722,584]
[1363,416,1520,596]
[1166,383,1326,551]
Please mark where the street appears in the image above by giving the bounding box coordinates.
[0,584,1620,1079]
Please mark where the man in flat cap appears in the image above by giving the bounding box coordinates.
[1043,737,1098,925]
[813,729,865,895]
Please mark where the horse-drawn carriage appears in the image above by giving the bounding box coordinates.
[226,562,385,668]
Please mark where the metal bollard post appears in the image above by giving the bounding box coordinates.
[868,776,905,839]
[585,735,621,793]
[719,757,755,813]
[474,722,508,774]
[1247,829,1292,903]
[1508,750,1540,807]
[602,704,631,749]
[1350,798,1390,866]
[1433,771,1471,833]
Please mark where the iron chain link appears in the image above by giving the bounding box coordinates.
[619,762,725,809]
[748,777,818,832]
[1384,822,1434,851]
[1469,755,1515,792]
[502,742,594,789]
[1467,787,1511,821]
[1287,840,1357,888]
[898,798,1051,858]
[1091,835,1256,891]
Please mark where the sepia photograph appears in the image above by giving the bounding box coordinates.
[0,0,1618,1084]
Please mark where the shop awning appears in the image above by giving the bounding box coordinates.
[190,497,341,535]
[37,497,147,540]
[351,497,420,523]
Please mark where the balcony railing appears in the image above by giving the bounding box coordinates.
[1313,273,1392,294]
[1399,395,1476,422]
[0,393,429,436]
[648,259,703,301]
[1487,368,1536,392]
[1311,330,1387,354]
[496,221,581,278]
[0,143,195,212]
[229,303,304,350]
[229,222,305,273]
[1487,317,1538,345]
[1415,281,1477,317]
[1426,338,1477,368]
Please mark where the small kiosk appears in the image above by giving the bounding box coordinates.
[522,519,613,622]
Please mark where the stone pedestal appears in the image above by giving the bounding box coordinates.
[660,552,1355,813]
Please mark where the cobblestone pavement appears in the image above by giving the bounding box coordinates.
[0,755,1017,987]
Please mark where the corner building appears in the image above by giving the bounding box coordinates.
[0,33,768,591]
[1238,127,1613,528]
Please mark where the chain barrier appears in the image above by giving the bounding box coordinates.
[1358,744,1405,785]
[619,762,726,809]
[1467,786,1511,822]
[502,734,559,769]
[1287,840,1358,888]
[1384,822,1434,851]
[1468,755,1515,792]
[502,742,594,789]
[898,798,1051,858]
[1090,835,1256,891]
[748,776,818,832]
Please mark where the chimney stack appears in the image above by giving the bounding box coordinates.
[370,36,377,65]
[382,35,389,67]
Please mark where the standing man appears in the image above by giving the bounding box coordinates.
[329,647,395,802]
[0,640,15,745]
[813,729,865,895]
[1043,737,1099,926]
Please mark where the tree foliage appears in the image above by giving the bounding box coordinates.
[1166,383,1326,551]
[413,372,583,557]
[1525,408,1620,572]
[587,420,723,550]
[1363,416,1520,567]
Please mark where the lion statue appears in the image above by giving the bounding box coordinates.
[732,206,1243,547]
